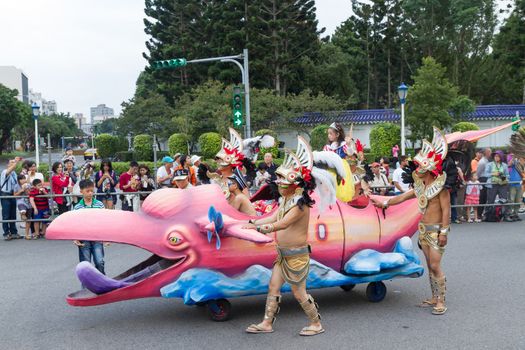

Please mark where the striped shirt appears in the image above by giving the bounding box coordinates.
[74,198,105,210]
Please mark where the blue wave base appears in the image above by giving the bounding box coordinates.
[161,237,424,305]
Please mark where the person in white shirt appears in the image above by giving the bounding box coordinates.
[392,156,411,194]
[190,155,201,184]
[157,156,174,188]
[370,162,390,195]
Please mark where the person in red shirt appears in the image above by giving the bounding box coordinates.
[29,179,50,239]
[51,161,70,214]
[119,161,139,211]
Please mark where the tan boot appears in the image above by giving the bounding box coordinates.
[246,295,281,333]
[432,276,447,315]
[299,294,325,336]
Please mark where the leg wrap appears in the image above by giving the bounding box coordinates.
[263,295,281,324]
[429,274,438,299]
[435,276,446,304]
[299,294,321,323]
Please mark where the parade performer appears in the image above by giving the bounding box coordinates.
[345,131,371,199]
[322,122,354,201]
[227,168,257,216]
[372,127,451,315]
[244,137,327,336]
[210,128,274,197]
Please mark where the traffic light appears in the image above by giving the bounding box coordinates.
[232,86,243,127]
[511,116,520,132]
[152,58,187,70]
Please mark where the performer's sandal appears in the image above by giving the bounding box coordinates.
[246,324,274,333]
[246,295,280,334]
[299,325,325,336]
[299,295,324,336]
[431,306,447,315]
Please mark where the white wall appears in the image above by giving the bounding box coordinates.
[0,66,24,101]
[276,119,517,152]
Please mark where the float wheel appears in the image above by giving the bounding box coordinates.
[207,299,231,322]
[340,284,356,292]
[366,281,387,302]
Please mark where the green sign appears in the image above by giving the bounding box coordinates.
[232,86,243,127]
[152,58,187,70]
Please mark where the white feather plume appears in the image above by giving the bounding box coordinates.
[311,167,337,212]
[259,135,275,148]
[313,151,347,179]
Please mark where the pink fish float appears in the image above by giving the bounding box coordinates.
[47,184,422,321]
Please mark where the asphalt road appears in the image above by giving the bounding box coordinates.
[1,218,524,350]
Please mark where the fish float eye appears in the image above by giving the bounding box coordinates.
[168,234,183,246]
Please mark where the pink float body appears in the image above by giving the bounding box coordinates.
[46,185,420,306]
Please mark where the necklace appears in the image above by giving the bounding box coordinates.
[412,172,446,214]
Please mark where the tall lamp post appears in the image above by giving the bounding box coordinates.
[31,103,41,167]
[398,83,409,156]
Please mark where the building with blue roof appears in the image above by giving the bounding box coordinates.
[277,105,524,151]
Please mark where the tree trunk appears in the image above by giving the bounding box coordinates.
[366,28,371,109]
[272,0,281,94]
[387,47,392,108]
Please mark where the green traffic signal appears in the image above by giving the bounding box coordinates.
[152,58,187,70]
[232,86,243,127]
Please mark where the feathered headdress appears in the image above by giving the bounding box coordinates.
[413,127,448,176]
[509,128,525,159]
[344,124,365,157]
[215,128,245,168]
[242,134,275,162]
[275,137,313,186]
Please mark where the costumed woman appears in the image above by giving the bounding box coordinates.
[244,137,346,336]
[372,127,452,315]
[321,122,354,202]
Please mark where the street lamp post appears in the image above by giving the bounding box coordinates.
[398,83,409,156]
[31,103,41,167]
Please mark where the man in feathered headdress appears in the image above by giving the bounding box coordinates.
[372,127,451,315]
[244,137,324,336]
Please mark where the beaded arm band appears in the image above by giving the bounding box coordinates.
[256,224,274,234]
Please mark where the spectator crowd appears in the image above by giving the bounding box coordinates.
[1,142,524,243]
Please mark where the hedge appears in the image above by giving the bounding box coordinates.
[95,134,119,159]
[452,122,480,133]
[198,132,222,159]
[255,129,279,158]
[168,133,189,156]
[133,134,153,161]
[310,124,329,151]
[369,123,401,159]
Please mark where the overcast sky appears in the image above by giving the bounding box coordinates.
[0,0,353,119]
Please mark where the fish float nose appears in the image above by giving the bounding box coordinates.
[205,222,216,232]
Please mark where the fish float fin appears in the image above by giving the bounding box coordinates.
[196,207,273,246]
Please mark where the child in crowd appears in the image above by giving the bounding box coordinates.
[13,174,32,239]
[254,163,270,188]
[61,147,77,166]
[29,179,50,239]
[465,172,482,223]
[73,179,106,274]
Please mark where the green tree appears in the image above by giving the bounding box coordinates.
[310,124,329,151]
[97,118,118,134]
[198,132,222,159]
[452,122,480,132]
[0,84,31,153]
[369,123,401,159]
[406,57,462,142]
[133,134,153,161]
[34,113,83,148]
[118,93,176,146]
[168,133,189,155]
[95,134,120,159]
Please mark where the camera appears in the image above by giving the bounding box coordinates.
[499,174,506,181]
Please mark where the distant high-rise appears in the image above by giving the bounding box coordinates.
[29,89,57,115]
[90,104,114,124]
[0,66,29,104]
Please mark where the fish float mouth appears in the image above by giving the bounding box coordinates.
[68,252,188,304]
[45,209,197,306]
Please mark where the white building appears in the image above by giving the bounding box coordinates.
[29,89,58,115]
[90,104,114,124]
[0,66,29,104]
[277,105,525,150]
[73,113,87,129]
